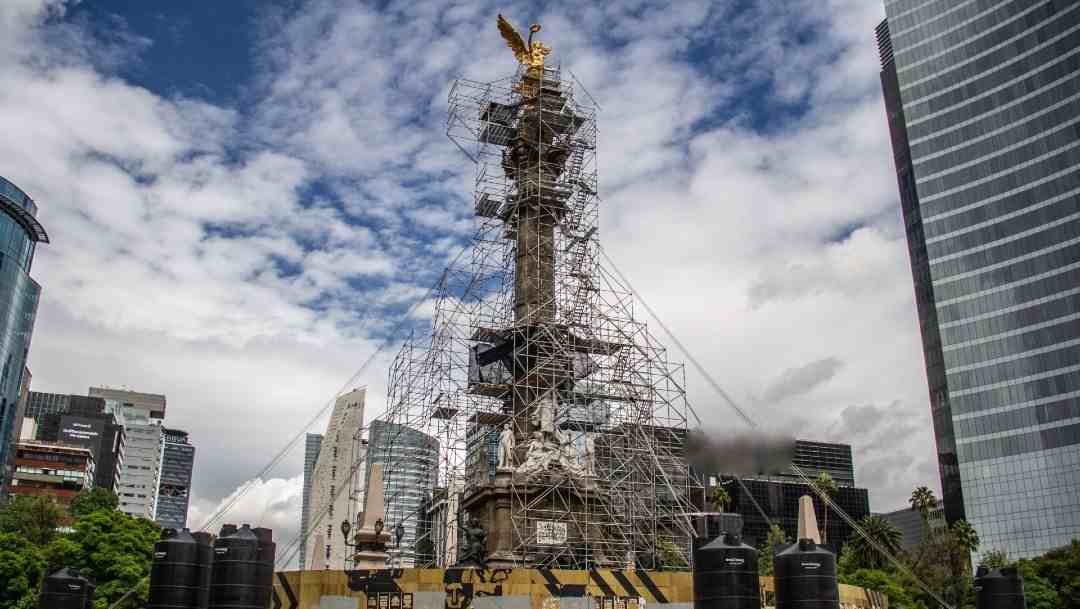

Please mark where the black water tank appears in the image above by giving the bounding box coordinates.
[192,532,214,609]
[693,532,760,609]
[774,539,838,609]
[252,528,276,609]
[149,528,200,609]
[40,567,92,609]
[975,566,1026,609]
[209,524,261,609]
[82,577,96,609]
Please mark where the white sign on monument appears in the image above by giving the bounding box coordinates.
[536,520,568,545]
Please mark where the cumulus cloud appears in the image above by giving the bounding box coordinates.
[5,0,941,525]
[188,476,304,567]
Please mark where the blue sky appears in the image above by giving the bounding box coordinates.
[2,0,936,549]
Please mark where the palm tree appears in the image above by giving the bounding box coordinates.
[909,486,938,539]
[812,472,838,544]
[951,519,980,555]
[846,515,902,570]
[709,485,732,512]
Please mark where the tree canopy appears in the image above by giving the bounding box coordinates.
[0,489,159,609]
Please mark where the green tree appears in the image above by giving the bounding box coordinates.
[708,485,731,512]
[845,515,902,571]
[0,531,44,609]
[70,488,119,519]
[1014,558,1061,609]
[908,486,937,531]
[1028,539,1080,608]
[0,495,64,545]
[68,509,159,609]
[43,536,82,572]
[951,519,980,556]
[905,521,975,609]
[758,523,788,576]
[812,473,838,544]
[842,568,928,609]
[979,548,1010,569]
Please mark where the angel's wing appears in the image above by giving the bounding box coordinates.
[497,14,528,60]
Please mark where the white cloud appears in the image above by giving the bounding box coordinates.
[3,0,939,536]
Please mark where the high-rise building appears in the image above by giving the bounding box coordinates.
[28,392,126,493]
[717,438,868,555]
[877,1,1080,558]
[305,388,366,570]
[300,432,323,571]
[367,419,439,568]
[0,176,48,497]
[156,428,194,530]
[90,387,166,520]
[878,505,947,551]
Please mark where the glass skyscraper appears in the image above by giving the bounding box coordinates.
[878,1,1080,559]
[0,176,48,497]
[156,427,195,530]
[299,432,322,570]
[367,419,439,567]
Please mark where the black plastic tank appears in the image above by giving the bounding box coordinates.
[40,567,92,609]
[693,532,760,609]
[975,566,1027,609]
[149,528,201,609]
[209,524,261,609]
[82,577,96,609]
[192,532,214,609]
[252,527,276,609]
[773,539,838,609]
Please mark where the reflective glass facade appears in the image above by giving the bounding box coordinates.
[368,420,439,567]
[880,0,1080,559]
[0,176,46,497]
[300,433,322,570]
[156,427,195,530]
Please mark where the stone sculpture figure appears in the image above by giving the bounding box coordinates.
[583,435,596,477]
[497,423,515,470]
[534,394,556,436]
[463,514,488,567]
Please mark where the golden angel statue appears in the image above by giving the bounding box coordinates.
[497,14,551,73]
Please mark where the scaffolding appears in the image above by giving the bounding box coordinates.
[382,65,702,570]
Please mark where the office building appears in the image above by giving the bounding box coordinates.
[787,440,856,486]
[877,1,1080,558]
[156,428,195,530]
[367,419,439,567]
[720,477,870,556]
[878,505,947,551]
[27,392,126,492]
[0,176,48,497]
[90,387,166,520]
[305,388,367,570]
[10,440,94,505]
[717,439,868,554]
[300,432,323,570]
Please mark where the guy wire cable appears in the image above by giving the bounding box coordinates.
[597,243,955,609]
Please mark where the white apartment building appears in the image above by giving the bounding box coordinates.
[89,387,166,520]
[304,388,367,570]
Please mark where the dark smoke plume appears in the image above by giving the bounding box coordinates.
[685,429,797,477]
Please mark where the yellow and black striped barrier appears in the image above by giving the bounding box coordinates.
[272,569,887,609]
